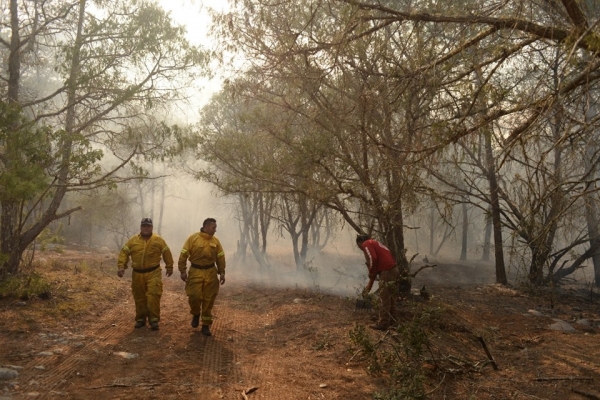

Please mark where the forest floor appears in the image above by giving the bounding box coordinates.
[1,246,600,400]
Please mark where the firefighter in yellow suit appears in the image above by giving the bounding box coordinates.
[117,218,174,330]
[178,217,226,337]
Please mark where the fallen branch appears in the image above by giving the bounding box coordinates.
[409,264,436,278]
[86,382,161,389]
[88,383,131,389]
[534,376,593,382]
[240,386,259,399]
[572,388,600,399]
[348,349,362,363]
[477,336,498,370]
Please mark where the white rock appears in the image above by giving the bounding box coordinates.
[113,351,138,359]
[549,320,575,332]
[528,310,544,317]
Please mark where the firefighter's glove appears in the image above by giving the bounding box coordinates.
[117,269,125,278]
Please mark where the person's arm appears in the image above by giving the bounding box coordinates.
[363,275,376,297]
[162,239,174,277]
[215,240,226,285]
[363,244,378,277]
[178,236,191,281]
[117,239,132,277]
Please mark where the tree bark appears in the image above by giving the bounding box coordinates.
[460,200,468,261]
[482,208,492,261]
[485,130,508,285]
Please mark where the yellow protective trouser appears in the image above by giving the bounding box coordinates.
[131,268,163,322]
[378,265,400,326]
[185,267,220,326]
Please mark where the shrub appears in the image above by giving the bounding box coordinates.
[0,272,52,300]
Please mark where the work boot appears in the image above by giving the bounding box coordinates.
[201,325,212,336]
[150,321,159,331]
[191,315,200,328]
[134,319,145,329]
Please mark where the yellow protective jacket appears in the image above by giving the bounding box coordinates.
[178,231,226,274]
[118,233,174,273]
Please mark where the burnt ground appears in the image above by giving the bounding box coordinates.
[1,247,600,400]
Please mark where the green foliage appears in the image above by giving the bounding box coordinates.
[0,272,52,300]
[0,102,55,202]
[313,330,334,351]
[38,226,65,252]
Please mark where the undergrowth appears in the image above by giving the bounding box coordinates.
[0,272,52,300]
[349,304,444,399]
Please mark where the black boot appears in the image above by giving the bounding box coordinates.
[150,320,159,330]
[191,315,200,328]
[134,319,145,329]
[201,325,212,336]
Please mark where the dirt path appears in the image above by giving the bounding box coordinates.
[4,277,380,400]
[3,250,600,399]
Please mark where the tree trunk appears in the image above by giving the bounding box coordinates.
[158,176,165,233]
[150,163,156,221]
[291,231,301,269]
[482,208,492,261]
[460,200,468,261]
[429,206,435,255]
[485,130,508,285]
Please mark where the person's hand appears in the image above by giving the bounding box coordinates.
[180,271,188,282]
[219,274,226,285]
[165,269,173,277]
[117,269,125,278]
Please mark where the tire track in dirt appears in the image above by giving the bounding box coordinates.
[12,281,303,399]
[221,287,277,399]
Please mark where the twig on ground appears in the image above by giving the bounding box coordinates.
[533,376,593,381]
[572,388,600,399]
[240,386,259,399]
[86,382,161,389]
[409,264,436,278]
[477,336,498,370]
[348,349,362,363]
[424,373,445,396]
